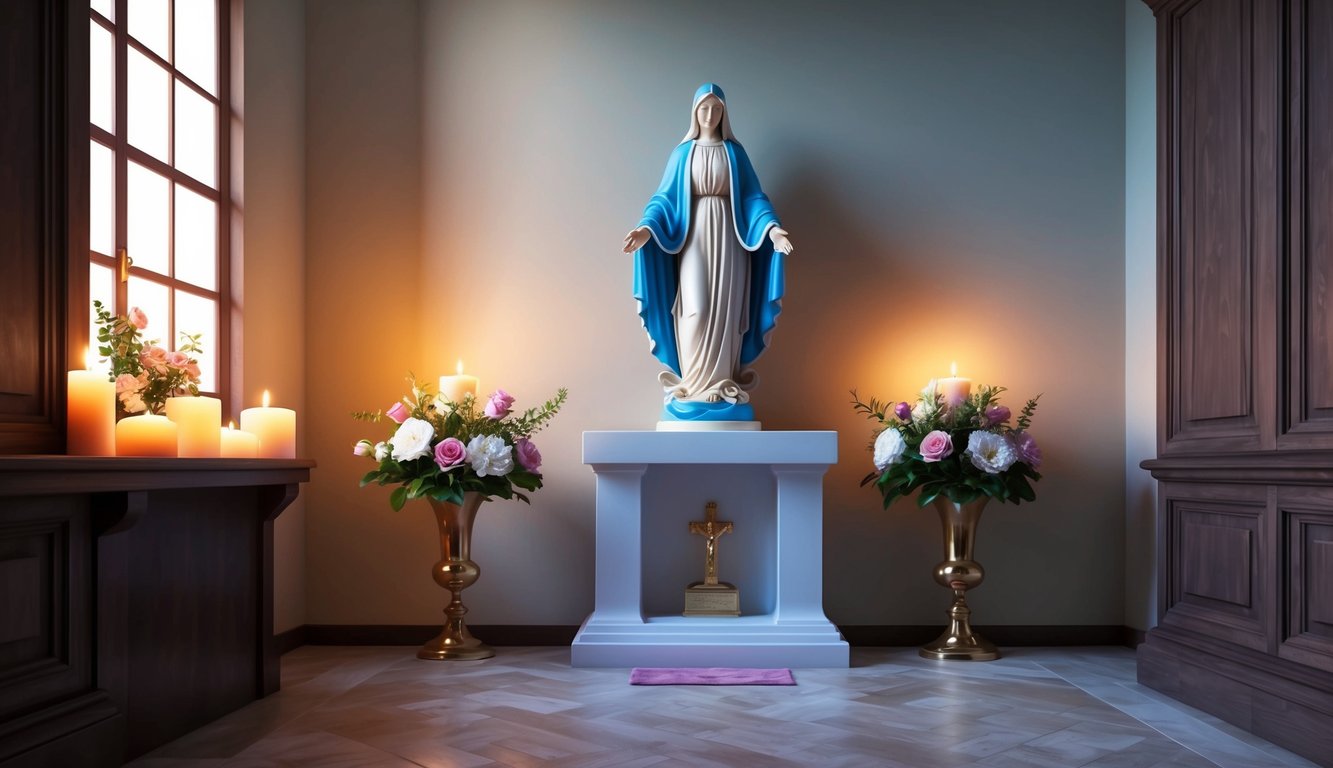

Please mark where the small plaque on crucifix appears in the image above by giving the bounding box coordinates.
[684,501,741,616]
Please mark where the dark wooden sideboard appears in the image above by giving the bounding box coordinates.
[0,458,313,767]
[1139,0,1333,763]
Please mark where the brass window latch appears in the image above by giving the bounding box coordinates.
[117,248,133,282]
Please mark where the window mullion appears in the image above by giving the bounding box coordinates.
[113,0,128,315]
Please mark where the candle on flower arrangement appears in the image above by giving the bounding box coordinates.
[67,347,115,455]
[937,361,971,408]
[239,390,296,458]
[220,421,259,458]
[116,413,178,457]
[438,360,478,405]
[165,395,222,457]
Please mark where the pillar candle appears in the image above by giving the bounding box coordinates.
[67,349,115,455]
[220,422,259,458]
[937,361,972,408]
[438,360,478,404]
[239,390,296,458]
[115,413,178,457]
[165,396,222,457]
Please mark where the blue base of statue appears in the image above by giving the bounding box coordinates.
[662,400,755,422]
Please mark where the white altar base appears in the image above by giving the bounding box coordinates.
[572,430,849,668]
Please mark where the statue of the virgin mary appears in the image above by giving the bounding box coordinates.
[622,83,794,429]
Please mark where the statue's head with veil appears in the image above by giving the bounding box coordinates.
[622,84,795,431]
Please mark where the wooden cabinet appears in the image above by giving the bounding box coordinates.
[1141,0,1333,762]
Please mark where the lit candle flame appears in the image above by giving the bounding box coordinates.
[262,390,271,408]
[84,346,94,370]
[227,420,235,431]
[950,361,957,377]
[456,359,464,375]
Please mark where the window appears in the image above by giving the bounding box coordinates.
[89,0,230,398]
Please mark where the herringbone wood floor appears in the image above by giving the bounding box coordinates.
[126,646,1317,768]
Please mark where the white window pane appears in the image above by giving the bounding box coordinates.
[127,161,170,275]
[90,263,116,364]
[174,81,216,186]
[127,278,171,348]
[175,292,216,392]
[174,0,216,95]
[128,0,170,61]
[90,141,115,256]
[90,21,114,133]
[91,0,114,20]
[127,47,170,162]
[174,185,216,290]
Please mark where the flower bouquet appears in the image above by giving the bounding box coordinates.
[93,300,203,415]
[354,377,568,510]
[852,381,1042,508]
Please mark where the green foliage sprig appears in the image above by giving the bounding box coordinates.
[93,299,202,415]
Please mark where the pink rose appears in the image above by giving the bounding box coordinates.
[128,306,149,330]
[919,430,953,462]
[114,373,141,395]
[353,440,374,457]
[434,437,466,470]
[514,437,542,474]
[139,345,169,373]
[167,350,190,368]
[484,389,515,419]
[386,402,411,424]
[184,362,201,381]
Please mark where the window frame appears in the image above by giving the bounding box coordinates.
[89,0,232,410]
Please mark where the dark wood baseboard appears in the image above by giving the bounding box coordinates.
[287,624,1140,650]
[301,625,580,647]
[1137,625,1333,766]
[841,625,1136,647]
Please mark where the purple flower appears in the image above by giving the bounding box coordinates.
[1013,431,1042,469]
[919,430,953,462]
[386,401,411,424]
[483,389,515,419]
[433,437,467,470]
[893,401,912,421]
[984,405,1011,427]
[514,437,542,474]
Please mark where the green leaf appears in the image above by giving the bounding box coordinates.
[389,486,408,511]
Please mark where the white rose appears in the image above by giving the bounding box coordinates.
[373,441,390,461]
[872,427,907,471]
[466,434,514,477]
[964,431,1017,474]
[389,417,435,461]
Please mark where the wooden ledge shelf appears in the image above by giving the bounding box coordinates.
[0,455,314,767]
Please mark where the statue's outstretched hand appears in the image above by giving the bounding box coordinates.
[623,226,651,253]
[770,227,794,255]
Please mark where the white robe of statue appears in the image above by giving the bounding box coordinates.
[660,143,755,404]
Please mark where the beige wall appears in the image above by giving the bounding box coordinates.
[297,0,1133,628]
[242,0,307,633]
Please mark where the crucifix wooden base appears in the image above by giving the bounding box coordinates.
[684,501,740,616]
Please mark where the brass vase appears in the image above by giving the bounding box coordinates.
[419,492,494,660]
[920,496,999,661]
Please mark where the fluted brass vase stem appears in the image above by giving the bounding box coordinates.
[419,492,494,660]
[920,496,999,661]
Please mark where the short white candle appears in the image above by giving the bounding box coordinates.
[115,413,178,457]
[239,390,296,458]
[438,359,478,405]
[937,361,972,408]
[67,347,115,455]
[220,421,259,458]
[165,396,222,457]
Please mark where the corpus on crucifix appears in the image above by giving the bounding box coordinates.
[684,501,740,616]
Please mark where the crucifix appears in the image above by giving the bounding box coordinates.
[684,501,740,616]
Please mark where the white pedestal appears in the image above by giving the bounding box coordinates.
[572,430,849,668]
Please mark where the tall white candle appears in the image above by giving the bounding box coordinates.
[165,396,222,457]
[937,361,972,408]
[438,359,478,404]
[239,390,296,458]
[67,348,115,455]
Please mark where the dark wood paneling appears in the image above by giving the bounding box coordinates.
[1279,487,1333,673]
[1160,483,1269,651]
[1164,0,1279,454]
[0,559,41,645]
